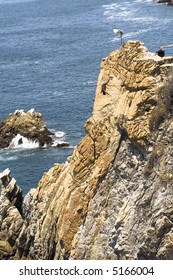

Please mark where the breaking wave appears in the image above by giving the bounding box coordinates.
[9,134,40,150]
[0,154,18,161]
[0,130,69,164]
[50,130,68,147]
[0,0,36,4]
[7,130,68,150]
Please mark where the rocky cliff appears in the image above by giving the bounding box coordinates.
[0,169,23,258]
[1,41,173,260]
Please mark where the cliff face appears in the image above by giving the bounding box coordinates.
[1,41,173,260]
[0,169,23,259]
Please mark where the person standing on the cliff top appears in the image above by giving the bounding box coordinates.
[100,78,111,95]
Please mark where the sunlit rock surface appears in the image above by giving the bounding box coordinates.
[0,41,173,260]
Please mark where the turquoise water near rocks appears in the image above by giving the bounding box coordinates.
[0,0,173,194]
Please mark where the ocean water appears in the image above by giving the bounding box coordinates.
[0,0,173,194]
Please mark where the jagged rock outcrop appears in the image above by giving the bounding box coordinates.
[0,109,53,148]
[1,41,173,260]
[0,169,23,259]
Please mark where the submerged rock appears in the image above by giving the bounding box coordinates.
[56,143,70,148]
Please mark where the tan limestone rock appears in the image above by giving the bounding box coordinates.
[1,41,173,260]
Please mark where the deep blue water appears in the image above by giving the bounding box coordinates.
[0,0,173,194]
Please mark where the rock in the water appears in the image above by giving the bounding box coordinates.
[56,143,70,148]
[0,109,53,148]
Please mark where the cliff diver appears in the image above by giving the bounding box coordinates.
[100,78,111,95]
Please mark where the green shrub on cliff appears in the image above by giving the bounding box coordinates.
[149,74,173,130]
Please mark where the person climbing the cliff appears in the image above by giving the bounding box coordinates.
[100,78,111,95]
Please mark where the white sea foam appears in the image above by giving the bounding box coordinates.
[134,0,152,3]
[0,154,18,161]
[103,3,134,22]
[102,3,120,10]
[4,130,67,151]
[103,0,170,27]
[82,80,97,86]
[55,131,65,138]
[0,0,36,4]
[102,1,153,23]
[50,130,65,138]
[50,130,68,147]
[123,29,151,39]
[9,134,39,150]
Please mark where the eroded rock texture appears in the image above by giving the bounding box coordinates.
[1,41,173,259]
[0,169,23,259]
